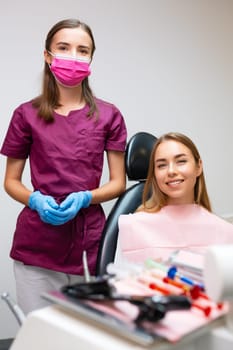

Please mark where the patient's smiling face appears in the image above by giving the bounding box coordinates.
[154,140,202,205]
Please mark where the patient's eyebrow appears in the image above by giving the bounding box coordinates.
[155,158,166,163]
[155,153,187,163]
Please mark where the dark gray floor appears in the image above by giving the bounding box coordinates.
[0,339,14,350]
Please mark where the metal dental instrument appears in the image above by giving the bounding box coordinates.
[1,292,26,325]
[82,250,91,282]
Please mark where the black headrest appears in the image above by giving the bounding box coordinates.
[125,132,157,181]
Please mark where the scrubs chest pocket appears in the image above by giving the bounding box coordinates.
[86,130,105,154]
[85,130,106,168]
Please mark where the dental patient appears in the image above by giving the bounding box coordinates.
[116,132,233,265]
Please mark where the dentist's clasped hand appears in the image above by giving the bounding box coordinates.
[28,191,60,225]
[28,190,92,225]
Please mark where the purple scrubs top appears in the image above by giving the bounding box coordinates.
[1,98,127,275]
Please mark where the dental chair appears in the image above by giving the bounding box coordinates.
[96,131,157,276]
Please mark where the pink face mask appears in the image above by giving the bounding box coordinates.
[49,52,91,87]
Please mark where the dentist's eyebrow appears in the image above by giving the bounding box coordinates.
[78,44,91,49]
[55,41,69,46]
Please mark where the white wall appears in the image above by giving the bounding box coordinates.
[0,0,232,338]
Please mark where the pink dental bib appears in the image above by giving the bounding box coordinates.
[118,204,233,264]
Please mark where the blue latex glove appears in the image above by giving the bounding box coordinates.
[28,190,60,225]
[45,191,92,225]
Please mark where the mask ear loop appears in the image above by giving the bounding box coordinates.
[47,50,55,57]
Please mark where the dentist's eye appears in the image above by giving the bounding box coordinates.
[57,45,68,51]
[80,49,89,54]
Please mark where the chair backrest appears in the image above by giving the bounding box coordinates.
[95,132,157,276]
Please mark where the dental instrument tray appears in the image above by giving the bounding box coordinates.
[61,276,191,323]
[43,267,228,346]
